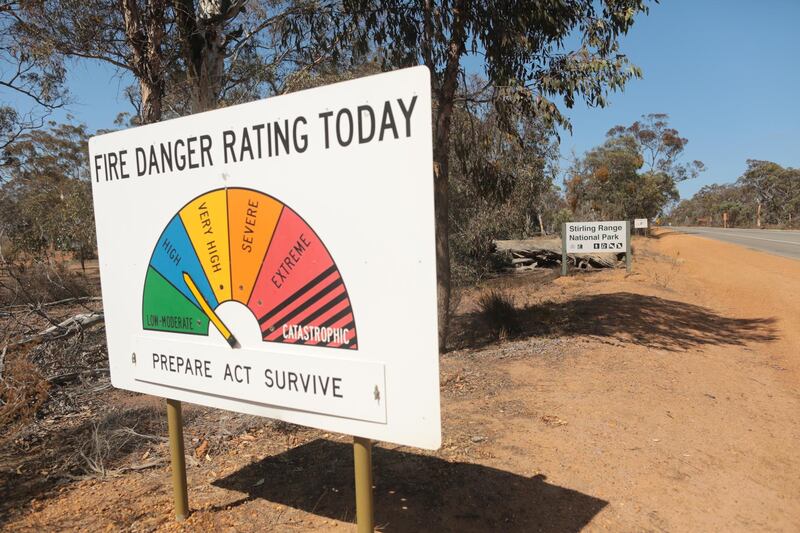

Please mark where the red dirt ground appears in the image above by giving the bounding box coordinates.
[2,229,799,532]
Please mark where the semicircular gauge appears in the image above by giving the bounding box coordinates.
[142,188,358,350]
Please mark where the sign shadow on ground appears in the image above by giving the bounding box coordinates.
[452,292,778,351]
[213,438,607,532]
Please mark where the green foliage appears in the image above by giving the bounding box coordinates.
[14,1,337,121]
[336,0,651,131]
[0,122,96,263]
[553,208,574,236]
[606,113,705,181]
[0,2,67,149]
[12,0,652,348]
[566,114,700,220]
[671,160,800,228]
[670,183,753,227]
[739,160,800,226]
[448,81,561,283]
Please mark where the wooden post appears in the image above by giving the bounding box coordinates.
[166,398,189,521]
[561,222,568,276]
[353,436,375,532]
[625,221,632,273]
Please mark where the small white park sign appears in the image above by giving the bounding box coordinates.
[565,221,628,254]
[634,218,648,229]
[89,66,441,449]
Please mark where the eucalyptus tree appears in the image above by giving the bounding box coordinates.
[13,1,654,346]
[0,1,67,148]
[15,1,332,122]
[739,160,800,228]
[332,0,652,345]
[0,122,95,265]
[606,113,705,182]
[566,114,701,221]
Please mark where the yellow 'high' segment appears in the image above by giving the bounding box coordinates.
[179,189,232,303]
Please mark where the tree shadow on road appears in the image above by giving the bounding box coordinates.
[453,292,778,352]
[213,438,607,532]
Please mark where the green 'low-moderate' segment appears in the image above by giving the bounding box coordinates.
[143,267,209,335]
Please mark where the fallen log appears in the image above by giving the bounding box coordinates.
[494,238,626,270]
[47,367,110,385]
[10,312,105,349]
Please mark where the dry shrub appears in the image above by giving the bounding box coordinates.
[0,258,93,306]
[72,408,167,477]
[0,349,50,433]
[476,290,520,340]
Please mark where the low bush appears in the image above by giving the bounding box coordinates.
[476,290,520,340]
[0,257,93,306]
[0,349,50,432]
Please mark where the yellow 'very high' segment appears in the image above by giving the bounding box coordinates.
[179,189,232,303]
[227,189,283,303]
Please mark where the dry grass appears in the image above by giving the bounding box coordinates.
[0,258,94,307]
[0,348,50,431]
[475,290,521,340]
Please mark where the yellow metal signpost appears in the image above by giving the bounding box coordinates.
[165,412,377,530]
[166,398,189,521]
[353,437,376,532]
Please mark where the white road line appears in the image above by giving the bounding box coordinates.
[689,230,800,247]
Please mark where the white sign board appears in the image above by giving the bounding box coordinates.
[565,221,628,254]
[634,218,648,229]
[89,66,441,449]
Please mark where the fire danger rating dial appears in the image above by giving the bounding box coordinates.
[142,188,357,350]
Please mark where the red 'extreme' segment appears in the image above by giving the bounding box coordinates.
[248,207,357,349]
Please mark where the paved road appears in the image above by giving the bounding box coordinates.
[670,226,800,261]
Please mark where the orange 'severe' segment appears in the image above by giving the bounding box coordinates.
[227,189,283,303]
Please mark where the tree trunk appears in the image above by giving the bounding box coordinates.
[188,25,225,112]
[538,213,547,236]
[756,200,762,228]
[142,0,165,121]
[432,140,451,351]
[122,0,165,124]
[428,0,466,351]
[140,82,162,124]
[174,0,241,113]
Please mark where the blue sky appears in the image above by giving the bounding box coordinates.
[10,0,800,200]
[551,0,800,198]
